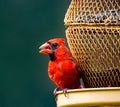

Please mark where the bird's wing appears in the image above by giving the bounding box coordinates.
[58,58,81,79]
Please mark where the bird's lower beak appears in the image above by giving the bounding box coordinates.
[39,42,52,54]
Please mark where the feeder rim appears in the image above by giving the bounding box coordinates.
[56,87,120,95]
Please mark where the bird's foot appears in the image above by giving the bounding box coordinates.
[53,87,60,96]
[63,88,68,97]
[53,87,68,98]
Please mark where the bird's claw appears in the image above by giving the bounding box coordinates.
[63,88,68,97]
[53,87,68,97]
[53,87,60,96]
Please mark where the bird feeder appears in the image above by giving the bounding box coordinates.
[65,0,120,88]
[56,0,120,106]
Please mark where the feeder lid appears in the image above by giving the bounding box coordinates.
[64,0,120,26]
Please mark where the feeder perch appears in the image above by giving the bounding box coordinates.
[56,87,120,107]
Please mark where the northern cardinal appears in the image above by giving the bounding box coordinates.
[39,38,82,96]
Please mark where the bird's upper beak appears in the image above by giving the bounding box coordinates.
[39,42,52,54]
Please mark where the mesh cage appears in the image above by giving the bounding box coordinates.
[64,0,120,88]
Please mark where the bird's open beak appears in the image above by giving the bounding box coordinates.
[39,42,52,54]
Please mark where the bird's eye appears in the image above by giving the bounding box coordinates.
[51,43,59,50]
[52,43,58,47]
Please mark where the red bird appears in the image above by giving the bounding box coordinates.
[39,38,82,96]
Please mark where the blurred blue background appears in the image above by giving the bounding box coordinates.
[0,0,70,107]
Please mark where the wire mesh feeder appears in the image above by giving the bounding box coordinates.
[64,0,120,88]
